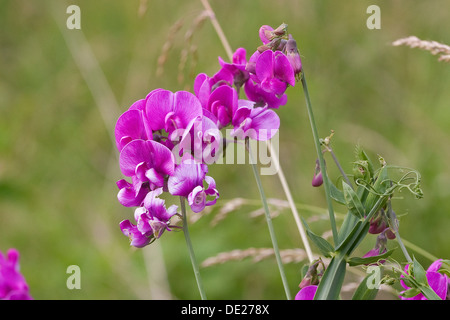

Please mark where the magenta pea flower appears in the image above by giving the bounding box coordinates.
[218,47,250,88]
[115,109,149,151]
[255,49,295,94]
[295,285,318,300]
[145,89,203,136]
[119,139,175,190]
[259,25,275,45]
[231,99,280,141]
[244,75,288,109]
[400,259,449,300]
[120,188,178,247]
[176,115,222,164]
[244,50,294,109]
[168,159,219,213]
[115,89,166,151]
[0,249,32,300]
[116,177,150,207]
[205,85,239,129]
[194,70,234,110]
[119,220,152,248]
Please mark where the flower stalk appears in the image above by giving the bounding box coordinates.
[180,196,207,300]
[300,73,338,244]
[246,139,292,300]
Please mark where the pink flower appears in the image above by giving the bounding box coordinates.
[218,47,250,88]
[119,139,175,190]
[244,50,294,109]
[120,188,178,247]
[145,89,203,135]
[205,85,239,129]
[0,249,32,300]
[231,100,280,141]
[168,159,219,213]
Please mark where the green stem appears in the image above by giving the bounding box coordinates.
[301,73,338,244]
[246,140,292,300]
[327,147,354,190]
[181,197,207,300]
[387,201,413,263]
[402,238,439,262]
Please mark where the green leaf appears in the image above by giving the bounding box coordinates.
[419,285,442,300]
[413,257,428,286]
[352,271,380,300]
[400,287,421,298]
[329,182,345,205]
[347,249,395,267]
[337,210,359,245]
[301,217,334,258]
[342,181,365,219]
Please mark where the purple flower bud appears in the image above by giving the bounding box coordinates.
[259,25,274,44]
[312,159,323,187]
[311,172,323,187]
[368,210,387,234]
[285,38,302,78]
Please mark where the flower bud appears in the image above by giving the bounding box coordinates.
[272,23,288,37]
[369,209,387,234]
[312,171,323,187]
[285,38,302,78]
[299,259,324,289]
[312,159,323,187]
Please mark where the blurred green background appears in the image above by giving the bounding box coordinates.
[1,0,449,300]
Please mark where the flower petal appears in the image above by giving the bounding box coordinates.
[295,285,318,300]
[255,50,274,82]
[114,109,147,151]
[119,140,175,178]
[145,89,174,132]
[168,161,206,197]
[273,51,295,86]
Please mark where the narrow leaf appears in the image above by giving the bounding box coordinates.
[347,249,395,267]
[329,182,345,205]
[337,210,359,245]
[400,287,421,298]
[352,272,380,300]
[342,181,365,218]
[301,217,334,258]
[419,285,442,300]
[413,257,428,286]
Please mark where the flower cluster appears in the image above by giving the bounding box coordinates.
[115,24,302,248]
[0,248,32,300]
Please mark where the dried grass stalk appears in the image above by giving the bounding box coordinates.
[210,197,249,226]
[392,36,450,62]
[201,247,309,267]
[178,11,208,85]
[156,18,185,77]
